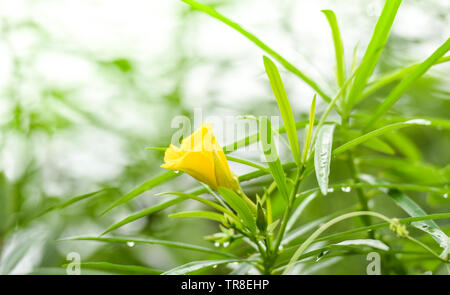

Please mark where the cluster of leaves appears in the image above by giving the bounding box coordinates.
[5,0,448,275]
[58,0,449,275]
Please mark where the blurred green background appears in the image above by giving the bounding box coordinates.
[0,0,448,274]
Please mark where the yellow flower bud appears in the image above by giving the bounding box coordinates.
[161,122,241,193]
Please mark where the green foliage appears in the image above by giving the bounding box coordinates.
[1,0,449,275]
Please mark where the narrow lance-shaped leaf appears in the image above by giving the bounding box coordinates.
[302,95,316,164]
[72,262,163,275]
[322,10,346,88]
[345,0,402,109]
[384,132,422,161]
[169,211,225,223]
[102,196,186,235]
[162,259,244,275]
[333,239,389,251]
[62,236,236,258]
[314,125,335,195]
[181,0,332,102]
[388,189,449,258]
[364,38,450,130]
[259,117,289,202]
[102,171,178,215]
[263,56,301,167]
[31,188,114,221]
[218,187,257,233]
[360,55,450,100]
[157,192,238,220]
[256,202,267,232]
[332,119,432,156]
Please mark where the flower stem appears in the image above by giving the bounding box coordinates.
[262,167,304,273]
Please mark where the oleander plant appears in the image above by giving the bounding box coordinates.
[0,0,449,275]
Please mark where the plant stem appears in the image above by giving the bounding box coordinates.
[347,151,373,231]
[342,117,373,236]
[263,167,304,273]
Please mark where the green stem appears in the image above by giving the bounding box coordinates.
[347,151,373,233]
[342,116,373,235]
[266,167,305,273]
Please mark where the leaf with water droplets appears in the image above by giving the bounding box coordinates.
[59,236,235,258]
[334,239,389,251]
[389,189,449,258]
[314,124,335,195]
[162,259,246,275]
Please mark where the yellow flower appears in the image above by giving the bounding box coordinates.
[161,122,241,193]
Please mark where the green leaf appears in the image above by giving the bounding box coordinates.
[181,0,331,102]
[256,202,267,232]
[332,120,432,156]
[277,239,389,271]
[297,181,447,196]
[383,131,421,161]
[169,211,225,223]
[284,209,346,245]
[162,259,243,275]
[333,239,389,251]
[302,95,316,164]
[286,192,320,233]
[223,120,309,153]
[158,192,237,220]
[218,187,256,233]
[362,138,395,154]
[314,124,335,195]
[75,262,162,275]
[225,155,269,173]
[102,197,185,235]
[61,236,235,258]
[265,218,279,231]
[340,129,395,155]
[360,55,450,100]
[322,10,346,88]
[263,56,302,167]
[358,156,446,185]
[388,189,449,257]
[314,213,450,244]
[345,0,402,109]
[31,188,114,221]
[102,171,178,215]
[364,38,450,130]
[0,227,47,274]
[259,117,289,202]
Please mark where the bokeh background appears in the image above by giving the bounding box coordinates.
[0,0,449,274]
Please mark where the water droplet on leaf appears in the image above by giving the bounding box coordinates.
[341,186,351,193]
